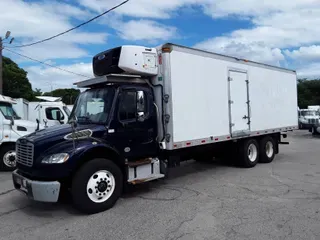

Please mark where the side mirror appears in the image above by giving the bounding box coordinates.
[43,119,48,128]
[10,116,14,126]
[36,119,40,131]
[137,111,145,122]
[56,111,63,124]
[136,90,145,122]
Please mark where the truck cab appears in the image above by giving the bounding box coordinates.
[14,97,71,128]
[12,46,164,214]
[0,94,40,171]
[298,109,319,129]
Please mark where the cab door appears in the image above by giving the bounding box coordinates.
[108,87,158,159]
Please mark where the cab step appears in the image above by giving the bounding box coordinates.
[127,158,165,184]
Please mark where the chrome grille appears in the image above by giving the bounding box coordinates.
[308,119,319,124]
[16,140,34,167]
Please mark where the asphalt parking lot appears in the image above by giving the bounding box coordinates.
[0,131,319,240]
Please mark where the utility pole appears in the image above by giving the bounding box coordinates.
[0,31,14,95]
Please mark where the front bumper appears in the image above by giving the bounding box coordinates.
[300,123,313,129]
[12,170,61,203]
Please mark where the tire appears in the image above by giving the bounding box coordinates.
[238,139,259,168]
[0,144,17,171]
[312,126,319,136]
[71,158,123,214]
[259,136,276,163]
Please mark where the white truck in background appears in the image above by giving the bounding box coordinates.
[67,105,74,112]
[13,96,71,128]
[0,94,41,171]
[298,108,320,129]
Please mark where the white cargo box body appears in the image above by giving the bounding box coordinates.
[158,44,298,149]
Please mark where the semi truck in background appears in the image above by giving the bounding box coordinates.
[12,43,298,214]
[14,96,71,128]
[0,94,41,171]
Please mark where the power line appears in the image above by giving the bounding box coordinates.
[7,0,129,49]
[4,48,91,78]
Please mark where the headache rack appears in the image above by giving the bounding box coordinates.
[74,74,145,88]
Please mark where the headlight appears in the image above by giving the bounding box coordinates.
[41,153,69,164]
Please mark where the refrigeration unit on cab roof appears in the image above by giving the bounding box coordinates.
[92,46,159,77]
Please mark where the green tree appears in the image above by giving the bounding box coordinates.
[2,56,34,100]
[33,88,42,96]
[43,88,80,105]
[297,79,320,108]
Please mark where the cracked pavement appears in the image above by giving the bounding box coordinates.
[0,131,320,240]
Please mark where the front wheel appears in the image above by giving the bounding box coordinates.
[0,144,17,171]
[71,158,123,214]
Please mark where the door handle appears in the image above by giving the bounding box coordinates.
[243,115,248,119]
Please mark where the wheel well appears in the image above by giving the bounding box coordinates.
[0,142,16,149]
[67,147,125,187]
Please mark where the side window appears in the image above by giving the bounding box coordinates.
[118,90,148,122]
[119,91,137,121]
[45,107,64,121]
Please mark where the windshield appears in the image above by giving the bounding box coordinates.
[63,106,71,117]
[69,87,115,124]
[301,110,319,117]
[0,102,21,120]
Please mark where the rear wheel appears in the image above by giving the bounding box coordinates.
[238,139,259,168]
[0,144,17,171]
[71,158,123,214]
[259,136,276,163]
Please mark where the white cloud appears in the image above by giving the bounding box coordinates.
[297,62,320,79]
[194,38,285,65]
[0,0,107,62]
[195,1,320,66]
[285,45,320,62]
[115,20,177,42]
[77,0,206,19]
[25,63,93,91]
[202,0,320,18]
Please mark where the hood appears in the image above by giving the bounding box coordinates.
[15,119,37,128]
[24,123,106,143]
[14,119,38,134]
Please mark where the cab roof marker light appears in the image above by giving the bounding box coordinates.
[162,47,172,53]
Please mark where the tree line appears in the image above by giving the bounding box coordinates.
[2,56,320,107]
[2,56,80,104]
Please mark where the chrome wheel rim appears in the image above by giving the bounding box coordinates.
[247,143,258,162]
[265,141,274,158]
[86,170,116,203]
[3,150,16,168]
